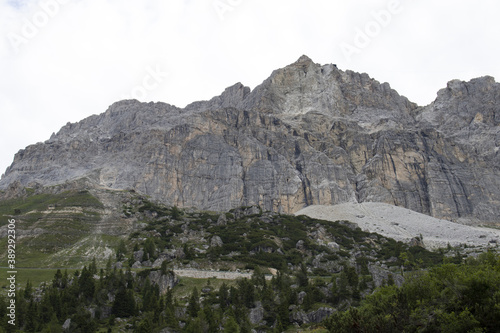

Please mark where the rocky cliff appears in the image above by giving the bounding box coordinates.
[1,55,499,223]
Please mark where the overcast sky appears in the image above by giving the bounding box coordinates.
[1,0,500,178]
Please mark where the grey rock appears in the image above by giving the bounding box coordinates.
[159,328,176,333]
[368,263,404,288]
[289,306,309,325]
[148,270,179,295]
[216,213,227,226]
[327,241,340,250]
[62,318,71,330]
[210,235,223,248]
[152,256,167,268]
[259,215,273,223]
[0,181,26,200]
[307,307,335,323]
[133,250,144,262]
[233,206,261,219]
[99,305,112,320]
[289,304,334,324]
[298,291,307,305]
[409,236,424,248]
[249,302,264,325]
[1,56,499,224]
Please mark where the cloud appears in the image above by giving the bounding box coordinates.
[1,0,500,176]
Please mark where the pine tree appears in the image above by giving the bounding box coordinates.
[61,270,68,289]
[24,280,33,300]
[165,306,178,329]
[229,286,240,307]
[183,243,194,260]
[303,291,314,311]
[171,205,181,219]
[274,315,284,333]
[224,313,240,333]
[25,300,38,332]
[237,278,255,308]
[219,283,229,310]
[165,287,174,311]
[143,238,156,261]
[89,257,98,275]
[116,239,127,261]
[203,305,219,333]
[277,298,289,327]
[41,313,63,333]
[337,271,350,301]
[78,266,95,300]
[107,315,116,332]
[39,291,54,324]
[126,267,134,289]
[296,263,309,287]
[345,265,359,288]
[72,307,97,333]
[184,316,203,333]
[105,256,113,275]
[252,266,266,288]
[112,288,136,317]
[137,312,154,333]
[161,259,169,275]
[52,269,63,288]
[187,287,200,317]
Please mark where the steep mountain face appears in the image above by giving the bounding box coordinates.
[1,56,499,223]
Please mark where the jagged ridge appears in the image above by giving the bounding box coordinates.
[1,56,499,223]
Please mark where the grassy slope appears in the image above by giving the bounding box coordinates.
[0,190,110,267]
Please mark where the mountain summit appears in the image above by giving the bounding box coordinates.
[1,56,499,224]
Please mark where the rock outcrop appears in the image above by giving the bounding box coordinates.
[1,56,499,223]
[148,270,179,295]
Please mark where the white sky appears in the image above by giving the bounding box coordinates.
[1,0,500,178]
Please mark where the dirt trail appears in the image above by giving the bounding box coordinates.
[173,268,273,280]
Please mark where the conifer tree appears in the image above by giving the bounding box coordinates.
[61,270,68,289]
[116,239,127,261]
[24,280,33,300]
[52,269,63,288]
[164,306,178,329]
[224,313,240,333]
[112,288,136,318]
[41,313,63,333]
[143,238,156,261]
[39,292,54,324]
[274,315,284,333]
[89,257,98,275]
[78,266,95,300]
[187,287,200,317]
[137,312,154,333]
[25,300,38,332]
[296,263,309,288]
[219,283,229,310]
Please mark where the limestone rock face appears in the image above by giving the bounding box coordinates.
[1,56,499,223]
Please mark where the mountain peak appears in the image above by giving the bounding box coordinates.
[1,57,499,224]
[295,54,315,64]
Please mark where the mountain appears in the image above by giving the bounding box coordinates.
[1,55,499,224]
